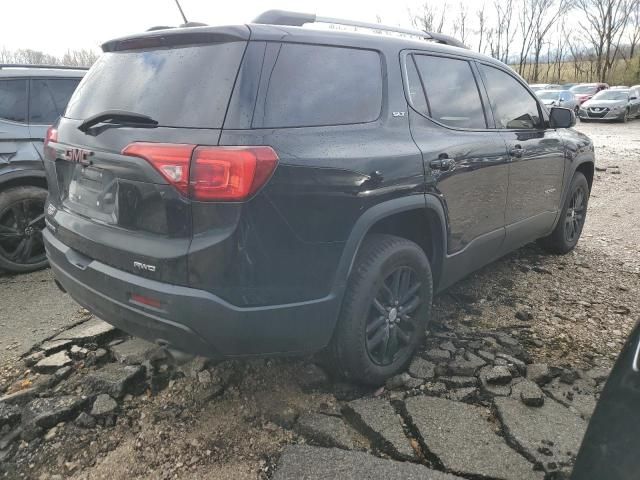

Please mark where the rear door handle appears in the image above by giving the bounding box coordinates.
[509,145,525,158]
[430,155,455,171]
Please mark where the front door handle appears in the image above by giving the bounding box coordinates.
[509,145,525,158]
[430,154,455,171]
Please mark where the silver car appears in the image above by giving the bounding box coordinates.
[529,83,562,92]
[536,89,579,113]
[579,88,640,122]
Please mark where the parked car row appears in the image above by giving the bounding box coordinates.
[532,81,640,123]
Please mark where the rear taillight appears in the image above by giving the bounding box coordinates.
[44,126,58,158]
[122,143,195,196]
[191,146,279,201]
[45,126,58,146]
[121,143,278,201]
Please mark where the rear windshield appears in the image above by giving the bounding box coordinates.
[65,42,246,129]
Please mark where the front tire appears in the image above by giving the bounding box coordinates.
[538,172,589,254]
[0,186,49,273]
[330,234,433,385]
[620,109,629,123]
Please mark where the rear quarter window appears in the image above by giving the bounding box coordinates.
[29,78,81,124]
[258,44,383,128]
[0,79,27,123]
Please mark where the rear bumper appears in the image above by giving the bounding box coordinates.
[44,229,341,358]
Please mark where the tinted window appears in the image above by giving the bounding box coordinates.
[65,42,246,128]
[0,79,27,123]
[261,44,382,128]
[480,64,541,129]
[412,55,486,129]
[405,56,428,114]
[29,79,80,124]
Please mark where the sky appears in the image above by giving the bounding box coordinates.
[0,0,488,56]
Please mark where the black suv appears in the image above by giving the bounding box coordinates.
[0,64,85,272]
[43,11,594,384]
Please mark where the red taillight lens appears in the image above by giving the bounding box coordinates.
[121,143,278,201]
[122,143,196,196]
[190,146,279,201]
[44,126,58,146]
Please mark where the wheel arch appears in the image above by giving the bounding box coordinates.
[575,161,594,191]
[0,169,48,192]
[332,195,447,296]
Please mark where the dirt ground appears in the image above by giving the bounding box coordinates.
[1,120,638,480]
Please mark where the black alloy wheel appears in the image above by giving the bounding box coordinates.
[564,184,587,244]
[366,266,423,366]
[0,186,49,273]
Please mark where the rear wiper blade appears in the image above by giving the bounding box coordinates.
[78,110,159,132]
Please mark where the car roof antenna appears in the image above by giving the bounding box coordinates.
[174,0,188,24]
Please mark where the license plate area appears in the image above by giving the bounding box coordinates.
[56,161,118,224]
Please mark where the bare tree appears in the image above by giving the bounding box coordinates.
[0,47,98,67]
[530,0,569,82]
[492,0,516,63]
[476,3,488,53]
[61,49,99,67]
[517,0,538,76]
[453,2,470,46]
[576,0,638,82]
[411,2,448,33]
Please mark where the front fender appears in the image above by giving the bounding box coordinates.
[552,128,595,230]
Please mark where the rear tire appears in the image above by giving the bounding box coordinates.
[538,172,589,254]
[0,186,49,273]
[330,234,433,385]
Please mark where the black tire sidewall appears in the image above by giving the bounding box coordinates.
[0,186,49,273]
[552,172,590,253]
[333,234,433,385]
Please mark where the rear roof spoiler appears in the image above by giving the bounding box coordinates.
[102,25,250,52]
[252,10,469,49]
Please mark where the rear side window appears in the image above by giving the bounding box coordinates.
[0,79,27,123]
[479,64,541,129]
[65,42,247,128]
[411,54,487,129]
[260,44,382,128]
[29,78,80,124]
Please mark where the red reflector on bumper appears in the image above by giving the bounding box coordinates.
[130,293,163,309]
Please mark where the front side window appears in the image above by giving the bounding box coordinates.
[480,64,541,129]
[260,43,382,128]
[29,78,80,124]
[0,79,27,123]
[411,54,487,129]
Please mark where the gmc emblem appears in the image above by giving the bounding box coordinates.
[64,148,93,166]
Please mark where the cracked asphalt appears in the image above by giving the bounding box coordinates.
[0,270,84,375]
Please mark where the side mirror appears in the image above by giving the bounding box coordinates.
[631,96,638,100]
[549,107,576,128]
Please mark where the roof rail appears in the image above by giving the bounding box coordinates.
[0,64,89,70]
[252,10,468,49]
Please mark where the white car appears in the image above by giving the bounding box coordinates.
[536,89,579,113]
